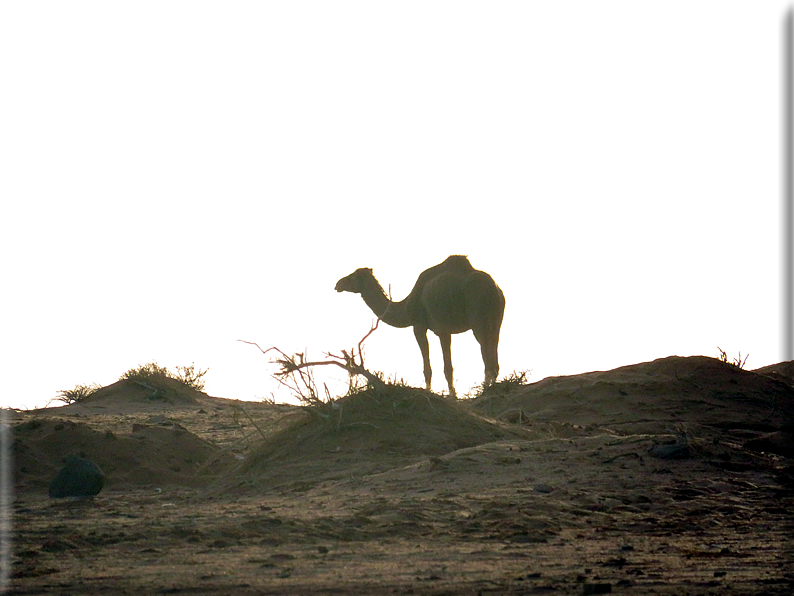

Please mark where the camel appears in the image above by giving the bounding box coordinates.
[335,255,505,398]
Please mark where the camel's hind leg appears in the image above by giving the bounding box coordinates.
[413,327,432,391]
[474,328,500,388]
[466,272,504,389]
[481,337,500,387]
[437,333,456,398]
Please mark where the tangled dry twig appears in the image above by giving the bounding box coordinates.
[238,320,386,407]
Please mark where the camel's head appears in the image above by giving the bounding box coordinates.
[335,267,374,294]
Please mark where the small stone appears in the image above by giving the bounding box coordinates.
[583,583,612,594]
[648,443,691,460]
[147,414,171,425]
[49,455,105,498]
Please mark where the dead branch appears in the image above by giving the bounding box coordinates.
[274,341,386,391]
[237,320,386,406]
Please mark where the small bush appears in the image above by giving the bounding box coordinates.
[54,383,101,405]
[466,369,531,399]
[120,361,171,383]
[500,370,531,386]
[717,347,748,369]
[120,361,209,391]
[173,363,209,392]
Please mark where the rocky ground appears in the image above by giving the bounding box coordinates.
[7,356,794,594]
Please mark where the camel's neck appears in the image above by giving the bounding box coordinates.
[359,275,412,328]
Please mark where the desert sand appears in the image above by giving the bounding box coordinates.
[8,355,794,595]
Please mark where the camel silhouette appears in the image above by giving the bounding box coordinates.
[335,255,505,398]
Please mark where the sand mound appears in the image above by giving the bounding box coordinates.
[13,356,794,498]
[753,360,794,387]
[79,377,205,407]
[471,356,794,436]
[13,417,228,491]
[232,385,528,491]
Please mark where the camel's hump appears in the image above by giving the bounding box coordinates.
[407,255,476,302]
[441,255,474,271]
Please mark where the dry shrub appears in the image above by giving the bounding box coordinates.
[717,347,749,369]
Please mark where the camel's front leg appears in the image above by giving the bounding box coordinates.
[413,327,432,390]
[438,333,456,399]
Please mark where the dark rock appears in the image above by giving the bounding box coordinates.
[648,443,691,460]
[744,431,794,458]
[48,455,105,498]
[583,583,612,594]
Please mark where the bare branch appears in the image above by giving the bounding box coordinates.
[357,319,380,364]
[238,321,386,407]
[237,340,280,357]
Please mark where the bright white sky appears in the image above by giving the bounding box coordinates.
[2,2,790,409]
